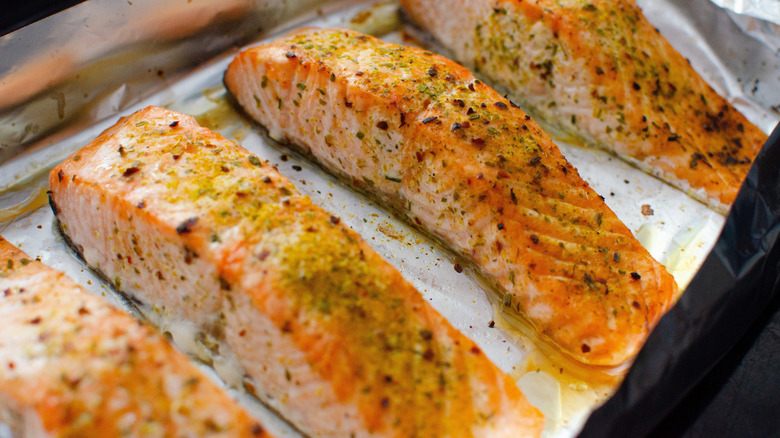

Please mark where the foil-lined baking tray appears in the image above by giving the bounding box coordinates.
[1,0,778,436]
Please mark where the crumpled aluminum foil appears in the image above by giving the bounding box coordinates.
[712,0,780,25]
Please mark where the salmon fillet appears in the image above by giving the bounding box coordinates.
[0,236,268,437]
[401,0,767,213]
[400,0,767,212]
[48,106,544,438]
[224,27,679,367]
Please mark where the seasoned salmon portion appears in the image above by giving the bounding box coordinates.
[224,28,679,367]
[48,106,544,438]
[401,0,767,212]
[0,236,268,438]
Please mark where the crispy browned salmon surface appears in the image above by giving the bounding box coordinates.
[401,0,768,212]
[224,28,679,367]
[48,106,544,438]
[0,236,268,438]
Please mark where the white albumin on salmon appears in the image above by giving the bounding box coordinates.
[400,0,768,213]
[224,27,679,368]
[0,236,269,438]
[48,106,544,438]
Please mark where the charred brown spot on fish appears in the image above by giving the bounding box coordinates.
[122,167,140,177]
[176,217,198,234]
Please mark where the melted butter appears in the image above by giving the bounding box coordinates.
[0,177,50,225]
[489,297,622,434]
[193,86,248,136]
[347,1,402,37]
[515,348,617,435]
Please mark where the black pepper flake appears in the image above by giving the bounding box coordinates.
[58,169,64,182]
[284,51,296,58]
[613,253,620,262]
[510,188,517,204]
[169,120,179,128]
[422,349,434,361]
[488,320,495,328]
[497,223,505,230]
[29,316,42,325]
[530,235,539,244]
[176,217,198,234]
[480,103,487,108]
[510,100,521,109]
[452,98,465,107]
[470,346,481,355]
[632,82,641,91]
[630,272,642,280]
[251,424,264,436]
[376,121,389,130]
[219,276,231,291]
[444,73,456,81]
[468,83,475,91]
[355,71,364,76]
[427,66,438,77]
[420,329,433,340]
[262,176,272,184]
[422,116,438,124]
[467,107,475,115]
[529,156,541,166]
[257,250,270,261]
[136,201,146,209]
[581,343,591,353]
[454,263,463,273]
[451,122,463,131]
[344,101,353,108]
[477,173,484,179]
[122,167,140,177]
[494,101,508,109]
[329,215,340,225]
[280,154,289,162]
[632,300,641,309]
[524,114,531,120]
[292,165,302,171]
[668,134,680,142]
[381,397,390,408]
[221,165,230,172]
[471,138,485,146]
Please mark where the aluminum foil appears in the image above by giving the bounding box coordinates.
[0,0,778,437]
[712,0,780,25]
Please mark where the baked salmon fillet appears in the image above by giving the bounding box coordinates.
[48,106,544,438]
[224,28,679,367]
[400,0,767,212]
[0,236,269,437]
